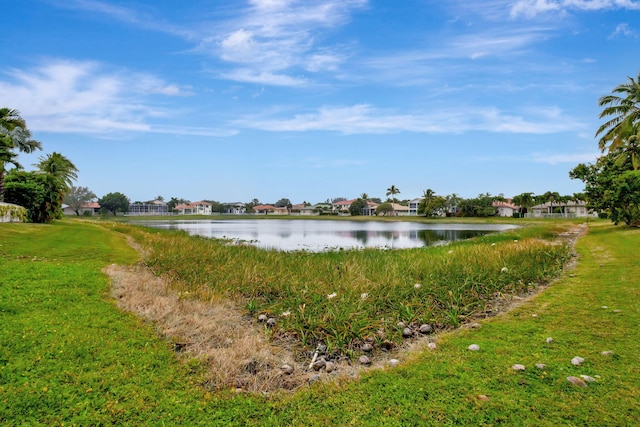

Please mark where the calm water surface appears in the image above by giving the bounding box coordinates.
[135,219,518,252]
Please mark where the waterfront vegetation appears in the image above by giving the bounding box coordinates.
[2,217,639,425]
[114,218,574,355]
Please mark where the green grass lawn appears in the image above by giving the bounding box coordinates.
[1,219,639,426]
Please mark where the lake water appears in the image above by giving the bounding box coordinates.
[134,219,518,252]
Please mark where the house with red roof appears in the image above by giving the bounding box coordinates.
[174,201,212,215]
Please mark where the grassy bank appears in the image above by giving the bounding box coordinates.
[1,219,639,425]
[113,219,575,356]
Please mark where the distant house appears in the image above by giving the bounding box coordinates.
[128,200,169,215]
[224,202,246,215]
[273,206,290,215]
[291,203,316,216]
[361,201,379,216]
[390,203,410,216]
[313,203,333,214]
[408,198,423,215]
[493,199,520,217]
[253,204,276,214]
[332,199,356,213]
[62,202,101,216]
[175,201,212,215]
[529,200,592,218]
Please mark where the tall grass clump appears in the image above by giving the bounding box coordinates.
[111,221,575,356]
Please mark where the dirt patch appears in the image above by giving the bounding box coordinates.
[103,223,588,393]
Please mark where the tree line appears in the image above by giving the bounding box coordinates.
[3,69,639,224]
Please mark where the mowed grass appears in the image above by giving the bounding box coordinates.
[1,218,639,426]
[0,222,268,426]
[272,221,640,426]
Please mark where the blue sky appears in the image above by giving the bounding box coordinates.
[2,0,639,204]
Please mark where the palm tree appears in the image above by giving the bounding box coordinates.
[0,108,42,201]
[385,185,400,202]
[512,192,534,216]
[36,152,78,192]
[596,71,640,154]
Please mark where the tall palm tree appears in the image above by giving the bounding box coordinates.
[596,71,640,154]
[385,185,400,202]
[360,193,369,201]
[36,152,78,192]
[0,108,42,201]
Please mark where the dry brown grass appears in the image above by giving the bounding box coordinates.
[104,263,409,393]
[105,264,311,392]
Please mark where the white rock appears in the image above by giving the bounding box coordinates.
[567,376,588,387]
[512,364,526,371]
[535,363,546,370]
[258,314,268,322]
[402,327,414,338]
[427,342,437,350]
[546,337,553,344]
[419,324,433,334]
[388,359,400,368]
[281,364,294,375]
[359,355,371,365]
[601,306,608,309]
[601,350,614,356]
[361,343,373,352]
[580,375,596,383]
[468,344,480,351]
[571,356,585,366]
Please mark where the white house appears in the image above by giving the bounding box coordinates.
[529,200,592,218]
[62,202,101,216]
[408,198,423,215]
[332,199,356,214]
[224,202,246,215]
[175,201,212,215]
[493,200,520,217]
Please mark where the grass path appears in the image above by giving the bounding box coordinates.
[1,220,639,426]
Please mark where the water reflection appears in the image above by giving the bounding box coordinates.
[134,219,517,252]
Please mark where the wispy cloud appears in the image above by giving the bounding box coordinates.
[531,151,599,164]
[234,104,586,135]
[45,0,196,38]
[48,0,368,87]
[196,0,367,84]
[0,59,233,136]
[510,0,640,18]
[303,156,367,168]
[609,22,638,38]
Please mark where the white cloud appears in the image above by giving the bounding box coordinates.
[609,22,638,38]
[531,151,599,164]
[511,0,640,18]
[220,69,309,86]
[235,104,586,135]
[303,157,366,168]
[0,59,228,136]
[200,1,367,85]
